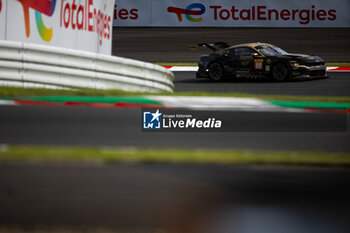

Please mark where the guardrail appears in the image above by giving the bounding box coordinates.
[0,40,174,93]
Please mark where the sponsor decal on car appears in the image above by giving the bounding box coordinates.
[254,59,264,70]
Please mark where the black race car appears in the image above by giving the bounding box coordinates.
[196,42,327,81]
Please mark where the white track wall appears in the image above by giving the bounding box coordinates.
[0,41,174,93]
[0,0,174,92]
[0,0,113,54]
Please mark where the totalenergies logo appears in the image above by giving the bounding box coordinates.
[14,0,111,46]
[167,3,206,22]
[16,0,57,42]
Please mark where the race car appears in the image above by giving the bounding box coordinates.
[195,42,327,81]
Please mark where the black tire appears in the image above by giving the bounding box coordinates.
[208,62,224,81]
[272,63,289,81]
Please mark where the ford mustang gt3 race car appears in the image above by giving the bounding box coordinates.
[195,42,327,81]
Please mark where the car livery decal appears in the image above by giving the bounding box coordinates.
[254,59,264,70]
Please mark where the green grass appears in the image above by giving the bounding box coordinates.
[156,62,197,66]
[1,86,350,103]
[0,145,349,166]
[326,62,350,67]
[0,87,145,97]
[156,62,350,67]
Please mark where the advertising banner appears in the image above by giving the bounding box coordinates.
[0,0,6,40]
[114,0,151,26]
[113,0,350,27]
[0,0,114,54]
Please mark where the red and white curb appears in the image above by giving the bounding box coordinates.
[2,97,348,113]
[326,67,350,72]
[0,97,303,112]
[164,66,350,72]
[0,100,17,106]
[164,66,198,71]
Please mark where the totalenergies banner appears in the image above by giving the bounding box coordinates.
[0,0,114,54]
[113,0,350,27]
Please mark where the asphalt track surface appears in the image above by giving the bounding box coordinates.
[0,105,349,152]
[1,163,349,232]
[112,28,350,62]
[2,28,350,232]
[174,72,350,96]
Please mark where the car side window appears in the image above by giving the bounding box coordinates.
[228,49,235,57]
[235,47,255,56]
[222,48,235,57]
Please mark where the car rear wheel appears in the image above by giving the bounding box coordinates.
[272,63,289,81]
[208,62,224,81]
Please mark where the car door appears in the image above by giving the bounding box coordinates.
[234,47,256,72]
[221,48,240,74]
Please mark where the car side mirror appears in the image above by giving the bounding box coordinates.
[251,53,259,57]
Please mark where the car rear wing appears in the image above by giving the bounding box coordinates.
[197,42,230,52]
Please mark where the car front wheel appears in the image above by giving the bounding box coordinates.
[208,62,224,81]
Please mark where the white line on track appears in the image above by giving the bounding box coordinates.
[0,100,16,106]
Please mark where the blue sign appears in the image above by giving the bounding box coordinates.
[143,109,162,129]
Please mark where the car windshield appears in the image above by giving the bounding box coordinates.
[256,45,288,56]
